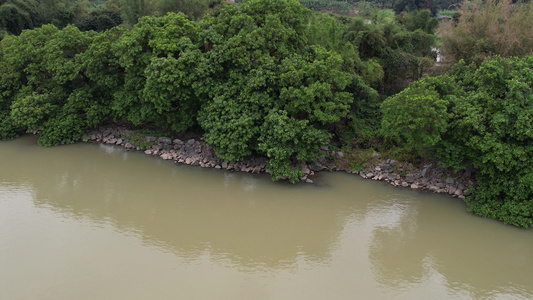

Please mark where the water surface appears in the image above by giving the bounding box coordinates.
[1,136,532,299]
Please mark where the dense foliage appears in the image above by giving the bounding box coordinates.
[2,0,531,226]
[0,0,381,182]
[194,0,362,181]
[439,0,533,67]
[0,0,438,182]
[382,56,533,227]
[0,0,221,39]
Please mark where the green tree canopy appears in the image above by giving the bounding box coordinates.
[0,0,39,36]
[381,56,533,227]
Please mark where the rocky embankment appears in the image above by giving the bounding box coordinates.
[348,155,474,199]
[85,126,474,198]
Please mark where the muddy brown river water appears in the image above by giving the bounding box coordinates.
[1,136,532,299]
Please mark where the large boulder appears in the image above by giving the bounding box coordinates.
[158,137,172,145]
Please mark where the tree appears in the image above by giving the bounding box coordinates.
[0,24,112,146]
[118,0,216,26]
[0,0,39,36]
[381,75,457,157]
[36,0,88,29]
[76,7,122,32]
[111,12,202,132]
[381,56,533,227]
[342,12,437,95]
[393,0,437,16]
[439,0,533,67]
[197,0,360,182]
[442,57,533,227]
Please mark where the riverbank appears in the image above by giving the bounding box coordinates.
[83,125,474,198]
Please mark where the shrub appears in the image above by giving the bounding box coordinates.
[439,0,533,67]
[381,56,533,227]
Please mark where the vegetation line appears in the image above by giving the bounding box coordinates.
[0,0,532,227]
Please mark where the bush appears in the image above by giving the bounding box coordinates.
[381,56,533,227]
[381,75,457,157]
[439,0,533,67]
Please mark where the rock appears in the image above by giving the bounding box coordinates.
[419,178,429,185]
[320,146,329,151]
[158,137,172,144]
[402,182,409,187]
[187,139,195,145]
[309,160,326,172]
[301,165,311,175]
[448,187,457,195]
[372,152,380,158]
[375,166,382,172]
[388,173,399,181]
[124,143,133,149]
[146,136,156,143]
[445,177,455,185]
[160,153,173,160]
[422,164,432,178]
[215,165,221,169]
[429,185,439,192]
[381,164,392,172]
[173,139,184,146]
[405,174,415,183]
[366,172,374,178]
[410,184,420,189]
[144,149,153,155]
[335,151,344,158]
[305,178,314,184]
[107,138,117,144]
[184,145,194,154]
[185,157,193,165]
[222,162,228,169]
[454,189,463,196]
[433,182,444,188]
[116,138,123,145]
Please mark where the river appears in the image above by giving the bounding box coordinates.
[1,136,532,299]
